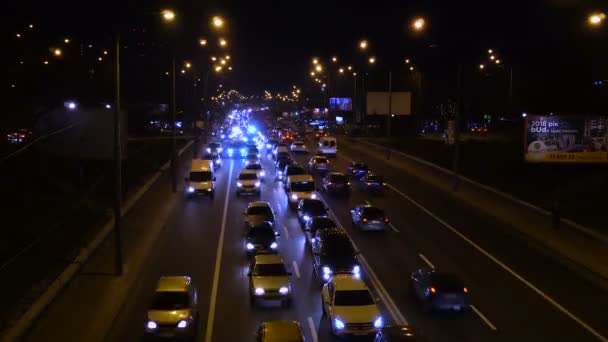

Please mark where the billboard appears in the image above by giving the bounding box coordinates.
[366,92,411,115]
[329,98,352,111]
[524,115,608,163]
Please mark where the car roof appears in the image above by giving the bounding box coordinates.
[289,174,314,182]
[332,274,368,291]
[156,276,191,292]
[328,172,346,177]
[254,254,284,265]
[261,321,303,341]
[248,201,271,208]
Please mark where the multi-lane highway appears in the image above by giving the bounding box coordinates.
[104,137,608,342]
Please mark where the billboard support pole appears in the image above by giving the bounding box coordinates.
[170,51,177,193]
[452,64,463,191]
[113,34,123,276]
[386,71,393,160]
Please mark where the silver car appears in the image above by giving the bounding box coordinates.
[350,205,389,231]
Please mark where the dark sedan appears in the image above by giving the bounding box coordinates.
[297,199,328,227]
[409,269,469,312]
[322,172,351,195]
[351,205,389,232]
[245,222,280,256]
[346,161,370,180]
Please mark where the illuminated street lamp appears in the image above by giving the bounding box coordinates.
[64,38,70,44]
[212,16,225,28]
[315,64,323,72]
[479,64,485,70]
[181,69,186,74]
[16,33,21,38]
[409,66,414,71]
[43,60,49,65]
[220,59,227,65]
[339,68,344,74]
[588,13,606,26]
[412,17,425,31]
[161,9,176,22]
[332,56,337,63]
[495,59,501,64]
[310,71,315,77]
[312,57,319,65]
[53,48,62,57]
[225,55,231,60]
[369,56,376,64]
[211,56,217,61]
[185,62,192,69]
[219,38,228,47]
[359,39,368,50]
[488,49,493,54]
[103,50,108,55]
[347,66,352,71]
[490,55,496,60]
[405,59,410,64]
[199,38,208,46]
[215,65,223,72]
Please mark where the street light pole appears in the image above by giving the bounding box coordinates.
[170,52,177,193]
[353,75,358,122]
[453,63,463,191]
[113,34,123,276]
[386,71,393,159]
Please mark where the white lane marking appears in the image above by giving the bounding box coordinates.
[204,161,233,342]
[418,253,435,269]
[388,222,400,233]
[292,260,301,279]
[283,225,290,240]
[471,305,498,331]
[321,196,408,325]
[307,317,319,342]
[386,183,608,342]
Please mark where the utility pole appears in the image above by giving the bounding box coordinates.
[113,34,123,276]
[386,71,393,159]
[353,75,358,122]
[453,64,463,191]
[170,52,177,193]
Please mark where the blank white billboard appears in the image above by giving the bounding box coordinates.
[366,92,411,115]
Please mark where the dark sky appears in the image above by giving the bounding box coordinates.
[5,0,608,113]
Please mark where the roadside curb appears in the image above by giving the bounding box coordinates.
[350,137,608,246]
[1,140,195,342]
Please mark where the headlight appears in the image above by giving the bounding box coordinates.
[246,242,254,250]
[216,159,221,164]
[278,171,283,175]
[291,194,298,201]
[240,149,247,156]
[177,320,188,329]
[147,321,158,330]
[353,265,361,274]
[260,171,265,177]
[187,186,195,193]
[270,242,278,249]
[266,143,271,148]
[255,288,265,295]
[303,215,311,221]
[279,286,289,294]
[334,318,345,330]
[374,316,384,328]
[255,181,261,187]
[237,182,243,187]
[323,266,331,274]
[218,148,223,152]
[206,148,211,153]
[311,193,318,199]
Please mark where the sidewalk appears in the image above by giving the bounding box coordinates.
[341,136,608,282]
[1,139,200,342]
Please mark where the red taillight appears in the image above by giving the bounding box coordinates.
[430,287,437,294]
[384,217,389,223]
[366,182,371,186]
[463,287,468,293]
[362,218,368,223]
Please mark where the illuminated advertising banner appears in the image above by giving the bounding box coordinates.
[524,115,608,163]
[329,98,352,111]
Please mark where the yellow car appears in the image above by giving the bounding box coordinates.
[256,320,304,342]
[248,255,292,307]
[145,276,198,339]
[322,274,383,337]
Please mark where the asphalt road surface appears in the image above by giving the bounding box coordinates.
[104,140,608,342]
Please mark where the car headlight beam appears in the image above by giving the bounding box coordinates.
[374,316,384,328]
[334,318,345,330]
[177,320,188,329]
[270,242,278,249]
[311,193,318,199]
[291,194,298,201]
[246,242,254,250]
[187,186,195,193]
[147,321,158,330]
[279,286,289,294]
[255,287,265,295]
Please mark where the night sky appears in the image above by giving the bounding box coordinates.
[4,0,608,125]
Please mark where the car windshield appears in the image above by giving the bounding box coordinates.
[354,163,368,170]
[150,291,190,310]
[190,171,212,182]
[322,237,355,256]
[367,176,383,183]
[333,290,374,306]
[294,142,304,146]
[248,206,272,216]
[248,226,276,238]
[246,164,262,170]
[253,263,287,276]
[303,200,325,213]
[239,173,258,180]
[287,166,305,175]
[431,274,465,292]
[362,207,385,219]
[291,181,315,192]
[330,174,348,183]
[311,218,336,230]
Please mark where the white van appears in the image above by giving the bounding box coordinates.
[185,159,216,198]
[318,136,337,157]
[286,174,318,209]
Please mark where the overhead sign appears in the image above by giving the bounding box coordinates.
[366,92,411,115]
[330,98,352,111]
[524,115,608,163]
